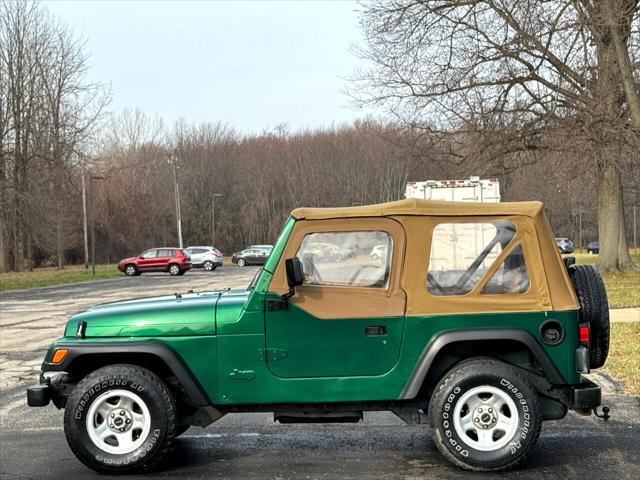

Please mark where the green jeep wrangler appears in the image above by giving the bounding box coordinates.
[27,199,610,473]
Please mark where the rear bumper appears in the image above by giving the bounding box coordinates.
[568,379,601,410]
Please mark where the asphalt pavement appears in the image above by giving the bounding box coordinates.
[1,268,639,479]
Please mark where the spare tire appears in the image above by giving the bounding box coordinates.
[569,265,610,369]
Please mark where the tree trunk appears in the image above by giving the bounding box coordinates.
[596,160,637,271]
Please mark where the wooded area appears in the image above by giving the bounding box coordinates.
[1,0,638,272]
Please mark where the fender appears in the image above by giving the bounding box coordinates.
[400,329,565,399]
[42,342,211,407]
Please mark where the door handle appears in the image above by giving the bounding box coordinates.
[365,326,386,336]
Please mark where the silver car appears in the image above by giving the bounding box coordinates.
[184,246,224,271]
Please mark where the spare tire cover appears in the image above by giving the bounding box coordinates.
[569,265,610,369]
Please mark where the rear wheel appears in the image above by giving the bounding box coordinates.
[237,258,246,267]
[63,364,177,474]
[569,265,610,368]
[168,264,181,276]
[203,261,214,271]
[429,358,541,472]
[124,264,137,277]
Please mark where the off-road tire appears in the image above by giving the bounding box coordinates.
[429,358,542,472]
[569,265,610,368]
[63,364,177,474]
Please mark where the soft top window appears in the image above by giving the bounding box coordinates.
[296,231,392,288]
[427,221,516,296]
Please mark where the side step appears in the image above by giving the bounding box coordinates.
[274,411,363,424]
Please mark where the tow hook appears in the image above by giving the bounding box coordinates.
[593,406,610,422]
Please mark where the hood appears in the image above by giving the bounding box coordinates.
[64,290,225,338]
[119,256,137,264]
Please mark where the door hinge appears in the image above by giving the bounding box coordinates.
[259,348,288,361]
[229,369,255,381]
[267,299,288,311]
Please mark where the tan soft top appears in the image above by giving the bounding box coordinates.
[291,199,544,220]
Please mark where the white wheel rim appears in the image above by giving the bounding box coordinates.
[238,259,245,266]
[126,266,135,275]
[170,265,179,274]
[86,389,151,455]
[204,262,212,270]
[452,385,519,452]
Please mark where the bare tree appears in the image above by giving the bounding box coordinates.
[354,0,639,271]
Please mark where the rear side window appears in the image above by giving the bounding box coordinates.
[427,221,516,296]
[296,231,392,288]
[481,244,530,294]
[158,249,173,257]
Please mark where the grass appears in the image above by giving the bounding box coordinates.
[605,322,640,396]
[572,252,640,308]
[0,264,122,292]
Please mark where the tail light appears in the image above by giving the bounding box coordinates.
[579,323,590,346]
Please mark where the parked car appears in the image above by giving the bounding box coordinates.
[117,248,190,276]
[28,199,609,474]
[587,241,600,254]
[184,246,223,271]
[232,246,272,266]
[555,237,575,253]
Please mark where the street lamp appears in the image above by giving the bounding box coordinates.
[211,193,223,246]
[90,175,105,277]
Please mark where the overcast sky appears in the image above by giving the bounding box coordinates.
[43,0,371,134]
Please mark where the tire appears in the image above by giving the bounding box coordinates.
[168,264,181,276]
[569,265,610,369]
[429,358,542,472]
[177,269,186,276]
[124,264,137,277]
[237,258,246,267]
[203,261,214,271]
[63,364,177,474]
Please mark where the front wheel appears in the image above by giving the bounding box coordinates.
[429,358,541,472]
[203,261,215,271]
[124,264,137,277]
[63,364,177,474]
[237,258,246,267]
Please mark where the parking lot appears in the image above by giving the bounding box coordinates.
[1,268,639,479]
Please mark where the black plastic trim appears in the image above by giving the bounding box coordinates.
[569,380,601,409]
[400,328,566,399]
[42,342,210,407]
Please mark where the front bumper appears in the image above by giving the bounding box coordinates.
[27,373,74,408]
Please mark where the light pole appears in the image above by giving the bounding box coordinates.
[90,175,105,277]
[81,174,89,269]
[170,154,183,248]
[211,193,223,246]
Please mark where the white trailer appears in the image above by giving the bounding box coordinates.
[404,176,501,203]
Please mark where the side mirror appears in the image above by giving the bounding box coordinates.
[285,257,304,288]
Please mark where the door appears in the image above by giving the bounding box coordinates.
[265,218,407,378]
[187,248,204,265]
[156,249,173,270]
[138,249,158,271]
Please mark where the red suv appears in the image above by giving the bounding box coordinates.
[117,248,191,276]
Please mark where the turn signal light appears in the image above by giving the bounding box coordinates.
[579,324,590,345]
[51,349,69,364]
